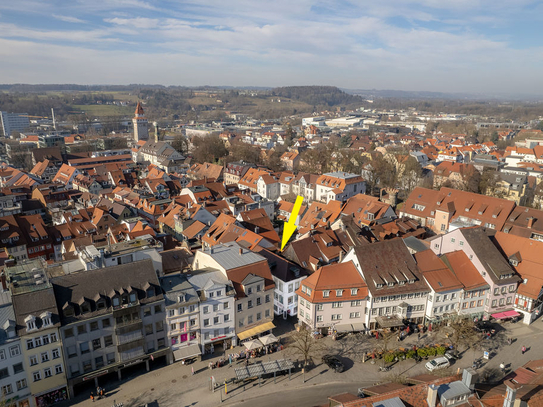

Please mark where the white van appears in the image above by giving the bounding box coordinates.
[425,356,450,371]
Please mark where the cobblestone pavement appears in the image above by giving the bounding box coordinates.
[65,317,543,407]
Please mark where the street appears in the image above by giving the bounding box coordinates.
[64,317,543,407]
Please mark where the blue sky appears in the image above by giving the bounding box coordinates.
[0,0,542,94]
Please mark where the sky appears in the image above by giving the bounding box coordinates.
[0,0,542,95]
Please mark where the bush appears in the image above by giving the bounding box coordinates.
[384,353,396,363]
[394,351,405,360]
[417,348,428,359]
[406,350,416,359]
[436,346,446,355]
[427,347,437,357]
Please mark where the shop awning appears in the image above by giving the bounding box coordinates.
[376,316,404,328]
[237,321,275,341]
[333,323,367,333]
[173,344,201,361]
[492,310,520,320]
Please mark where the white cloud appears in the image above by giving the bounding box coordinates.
[52,14,86,24]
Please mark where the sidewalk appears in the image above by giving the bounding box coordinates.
[65,317,543,407]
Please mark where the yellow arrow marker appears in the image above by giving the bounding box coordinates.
[281,195,304,251]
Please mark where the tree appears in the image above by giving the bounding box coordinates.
[191,135,228,164]
[400,156,423,197]
[479,169,499,196]
[171,134,189,155]
[287,324,324,383]
[448,319,483,354]
[264,150,285,172]
[228,141,261,165]
[375,330,396,368]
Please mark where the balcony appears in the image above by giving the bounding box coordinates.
[117,330,144,345]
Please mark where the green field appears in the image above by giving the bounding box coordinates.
[71,104,134,117]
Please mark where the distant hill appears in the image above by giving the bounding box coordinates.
[270,86,363,107]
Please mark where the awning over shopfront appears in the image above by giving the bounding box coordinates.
[376,316,404,328]
[492,310,520,319]
[173,344,201,361]
[333,323,366,333]
[237,321,276,341]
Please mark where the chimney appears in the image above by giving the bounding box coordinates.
[339,251,344,263]
[427,384,438,407]
[462,368,477,390]
[527,216,534,229]
[255,226,260,235]
[239,248,243,255]
[503,381,519,407]
[0,272,6,291]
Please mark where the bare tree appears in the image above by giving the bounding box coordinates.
[287,324,324,383]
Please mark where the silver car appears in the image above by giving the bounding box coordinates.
[425,356,450,371]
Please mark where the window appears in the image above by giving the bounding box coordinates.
[223,302,230,309]
[52,348,60,359]
[34,337,42,347]
[44,367,52,378]
[256,312,262,321]
[145,324,153,335]
[155,321,164,332]
[204,319,210,327]
[248,300,253,309]
[80,342,90,354]
[32,371,41,382]
[213,317,219,325]
[13,363,23,374]
[217,290,222,297]
[203,306,209,314]
[507,297,512,305]
[494,288,499,295]
[104,335,113,347]
[102,318,111,328]
[1,384,12,395]
[90,321,99,331]
[351,288,358,296]
[92,338,101,350]
[351,300,362,307]
[265,309,270,318]
[323,290,330,298]
[239,318,244,327]
[82,360,92,373]
[316,304,323,311]
[492,299,497,307]
[451,293,457,299]
[350,312,361,318]
[237,304,243,312]
[16,379,27,391]
[0,368,8,380]
[224,314,230,322]
[331,314,342,321]
[67,346,77,358]
[336,290,343,297]
[26,339,34,350]
[0,350,5,361]
[55,364,63,374]
[499,298,505,306]
[95,356,104,369]
[213,304,219,312]
[107,353,115,365]
[29,355,38,365]
[247,287,253,295]
[435,296,441,302]
[332,302,343,308]
[64,328,74,338]
[143,308,151,317]
[154,305,162,314]
[77,324,87,335]
[42,335,50,345]
[41,352,49,363]
[316,315,323,322]
[509,285,516,292]
[247,315,253,324]
[209,292,214,298]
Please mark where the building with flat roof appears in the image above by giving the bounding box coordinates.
[0,112,30,138]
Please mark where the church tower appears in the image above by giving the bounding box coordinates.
[133,102,149,142]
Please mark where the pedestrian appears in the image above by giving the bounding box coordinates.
[97,387,101,398]
[522,345,527,355]
[90,392,94,402]
[500,362,505,373]
[191,366,194,375]
[100,387,104,398]
[417,332,421,341]
[508,337,512,345]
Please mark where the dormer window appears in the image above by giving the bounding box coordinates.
[80,302,91,314]
[40,312,52,327]
[24,315,36,332]
[129,293,137,303]
[376,283,383,289]
[388,282,394,287]
[112,296,120,307]
[96,299,106,310]
[336,290,343,297]
[146,288,155,298]
[323,290,330,298]
[351,288,358,296]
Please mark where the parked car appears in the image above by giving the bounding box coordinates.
[322,355,344,373]
[425,356,450,372]
[445,350,459,361]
